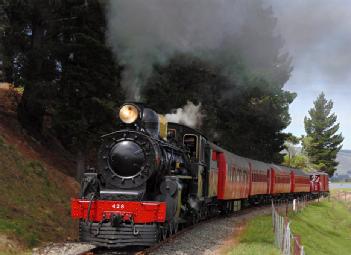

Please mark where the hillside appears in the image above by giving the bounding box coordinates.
[289,200,351,255]
[0,84,79,254]
[335,150,351,176]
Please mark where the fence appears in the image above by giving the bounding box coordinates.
[331,191,351,202]
[272,198,309,255]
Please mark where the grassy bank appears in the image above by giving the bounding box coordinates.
[0,135,78,254]
[289,200,351,255]
[228,199,351,255]
[227,215,280,255]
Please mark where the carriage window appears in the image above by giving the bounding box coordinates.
[183,134,198,159]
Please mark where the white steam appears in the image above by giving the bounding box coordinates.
[165,101,204,128]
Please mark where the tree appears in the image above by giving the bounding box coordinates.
[1,0,61,136]
[1,0,124,178]
[283,133,300,167]
[143,54,296,163]
[51,0,124,179]
[142,1,294,163]
[303,92,343,176]
[283,153,309,169]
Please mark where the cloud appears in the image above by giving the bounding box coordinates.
[268,0,351,88]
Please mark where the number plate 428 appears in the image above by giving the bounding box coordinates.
[111,203,125,209]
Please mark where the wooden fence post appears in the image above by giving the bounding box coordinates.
[294,235,301,255]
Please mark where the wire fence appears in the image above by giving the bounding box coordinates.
[272,193,347,255]
[331,191,351,203]
[272,197,311,255]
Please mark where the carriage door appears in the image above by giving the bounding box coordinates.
[208,149,219,197]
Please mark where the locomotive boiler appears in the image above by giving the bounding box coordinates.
[71,102,329,248]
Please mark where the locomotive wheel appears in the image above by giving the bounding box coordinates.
[168,222,173,236]
[192,214,199,225]
[161,225,168,240]
[204,208,209,219]
[173,221,179,234]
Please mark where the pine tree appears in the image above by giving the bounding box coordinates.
[51,0,124,179]
[142,1,294,163]
[144,54,295,163]
[303,92,343,176]
[2,0,124,178]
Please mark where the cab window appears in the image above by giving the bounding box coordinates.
[183,134,198,159]
[167,129,176,140]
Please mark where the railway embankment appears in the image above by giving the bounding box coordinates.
[224,198,351,255]
[0,86,79,254]
[226,214,280,255]
[288,198,351,255]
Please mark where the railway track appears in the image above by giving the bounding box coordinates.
[34,200,297,255]
[82,203,274,255]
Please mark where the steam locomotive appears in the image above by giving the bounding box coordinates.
[71,102,329,248]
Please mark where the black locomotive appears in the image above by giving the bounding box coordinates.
[74,102,210,247]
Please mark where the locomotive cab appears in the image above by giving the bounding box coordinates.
[167,123,212,213]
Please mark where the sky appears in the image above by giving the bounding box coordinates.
[269,0,351,149]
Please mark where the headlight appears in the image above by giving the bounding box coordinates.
[119,104,139,124]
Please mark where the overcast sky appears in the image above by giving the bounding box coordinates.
[268,0,351,149]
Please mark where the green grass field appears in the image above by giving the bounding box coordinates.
[227,215,280,255]
[228,199,351,255]
[289,200,351,255]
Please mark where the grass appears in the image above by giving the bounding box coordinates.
[0,247,31,255]
[227,215,280,255]
[228,199,351,255]
[0,135,78,253]
[289,200,351,255]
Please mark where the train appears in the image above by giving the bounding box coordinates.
[71,102,329,248]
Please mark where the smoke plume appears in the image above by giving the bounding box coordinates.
[269,0,351,90]
[165,101,204,128]
[106,0,289,100]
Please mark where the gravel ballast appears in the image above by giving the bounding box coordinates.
[151,206,272,255]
